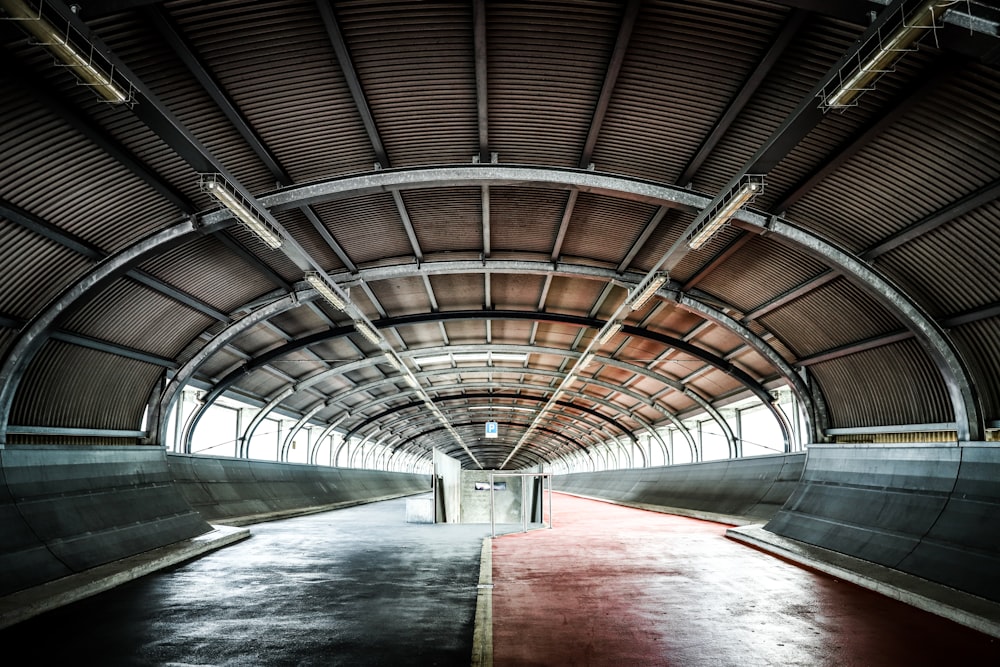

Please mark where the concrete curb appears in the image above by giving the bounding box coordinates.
[727,524,1000,639]
[472,536,493,667]
[0,524,250,630]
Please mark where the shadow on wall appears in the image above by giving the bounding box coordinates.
[765,444,1000,603]
[556,445,1000,605]
[0,446,430,597]
[554,452,806,523]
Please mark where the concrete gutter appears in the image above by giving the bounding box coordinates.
[727,524,1000,639]
[0,524,249,630]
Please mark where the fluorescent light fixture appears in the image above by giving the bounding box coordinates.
[200,174,282,249]
[577,353,595,368]
[404,375,422,390]
[353,320,381,346]
[383,353,404,373]
[413,352,527,366]
[304,271,346,310]
[468,406,535,413]
[825,0,945,108]
[491,353,528,362]
[688,176,763,250]
[1,0,131,104]
[626,272,668,311]
[597,320,623,346]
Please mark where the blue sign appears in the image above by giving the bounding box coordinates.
[485,421,498,438]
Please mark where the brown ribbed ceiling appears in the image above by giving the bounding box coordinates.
[1,0,998,468]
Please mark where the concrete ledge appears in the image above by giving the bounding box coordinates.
[0,524,249,630]
[727,524,1000,639]
[210,492,423,527]
[472,537,493,667]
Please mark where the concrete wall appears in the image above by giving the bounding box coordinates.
[460,471,523,524]
[0,446,212,597]
[765,444,1000,603]
[554,453,806,522]
[167,454,430,524]
[433,448,462,523]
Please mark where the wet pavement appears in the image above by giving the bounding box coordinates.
[0,496,490,666]
[491,493,1000,666]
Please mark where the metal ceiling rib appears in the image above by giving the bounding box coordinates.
[1,0,998,465]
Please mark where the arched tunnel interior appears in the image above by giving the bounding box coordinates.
[1,0,999,660]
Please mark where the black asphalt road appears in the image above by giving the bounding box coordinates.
[2,497,490,666]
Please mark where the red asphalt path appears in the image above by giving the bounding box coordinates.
[491,493,1000,666]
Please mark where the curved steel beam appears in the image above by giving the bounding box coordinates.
[191,335,710,461]
[363,401,608,459]
[344,393,638,445]
[248,164,969,440]
[0,220,201,445]
[150,259,816,447]
[189,312,771,445]
[13,165,962,449]
[384,420,574,469]
[318,369,685,461]
[762,216,983,441]
[336,382,666,453]
[360,407,605,462]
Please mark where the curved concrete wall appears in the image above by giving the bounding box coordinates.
[765,444,1000,603]
[167,454,430,524]
[554,453,807,522]
[0,446,211,597]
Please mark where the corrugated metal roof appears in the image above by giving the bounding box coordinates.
[2,0,998,467]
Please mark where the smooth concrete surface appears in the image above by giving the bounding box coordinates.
[553,452,805,522]
[0,524,248,630]
[461,470,523,524]
[727,524,1000,639]
[406,496,435,523]
[0,495,491,666]
[0,446,212,597]
[167,453,429,524]
[434,448,463,523]
[765,444,1000,603]
[490,493,1000,666]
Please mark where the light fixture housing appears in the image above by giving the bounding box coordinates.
[404,374,422,390]
[688,175,763,250]
[1,0,133,104]
[823,0,946,109]
[626,272,668,311]
[383,353,404,373]
[304,271,347,310]
[353,320,382,346]
[597,320,624,346]
[200,174,283,249]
